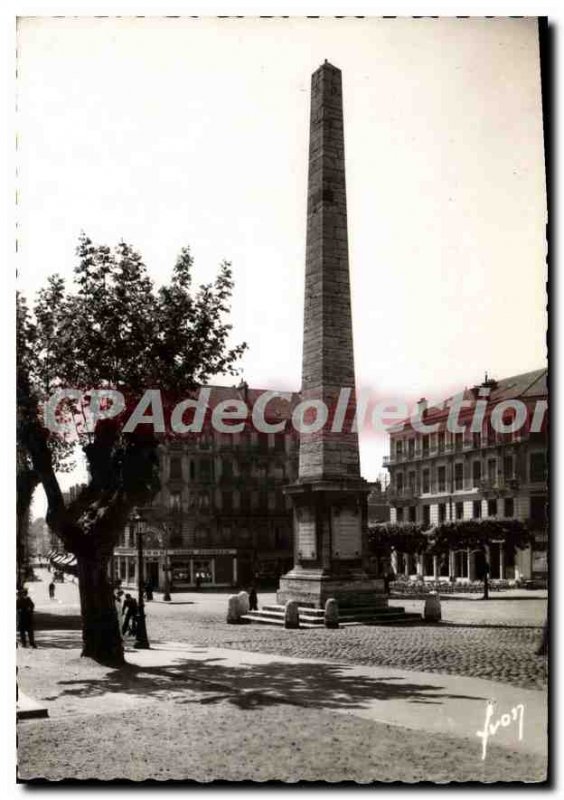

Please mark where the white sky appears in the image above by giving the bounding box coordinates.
[16,16,547,512]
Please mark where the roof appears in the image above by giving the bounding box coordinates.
[390,368,547,436]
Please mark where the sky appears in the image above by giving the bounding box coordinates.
[15,16,547,514]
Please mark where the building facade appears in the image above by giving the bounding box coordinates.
[384,369,548,583]
[114,385,299,591]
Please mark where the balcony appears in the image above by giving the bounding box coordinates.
[388,485,420,502]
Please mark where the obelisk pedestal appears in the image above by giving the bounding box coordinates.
[277,61,386,610]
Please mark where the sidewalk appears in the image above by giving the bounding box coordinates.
[18,632,547,759]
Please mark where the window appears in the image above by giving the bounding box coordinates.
[422,435,430,455]
[199,492,210,511]
[258,432,269,452]
[408,506,416,522]
[170,491,181,511]
[455,432,464,451]
[222,459,233,480]
[274,433,285,453]
[438,432,445,453]
[408,439,415,458]
[473,432,481,449]
[487,499,497,517]
[454,462,463,491]
[222,491,233,513]
[194,527,208,546]
[438,466,446,492]
[503,456,514,479]
[396,507,404,522]
[487,459,497,482]
[199,459,212,481]
[408,471,416,493]
[169,456,182,480]
[472,461,481,487]
[396,441,403,458]
[473,500,482,519]
[189,461,196,481]
[422,505,431,527]
[529,495,547,527]
[396,473,404,493]
[422,469,430,494]
[240,491,251,513]
[529,452,547,483]
[438,503,447,523]
[455,502,464,520]
[504,498,514,518]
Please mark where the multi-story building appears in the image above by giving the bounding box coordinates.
[383,369,548,583]
[114,385,300,591]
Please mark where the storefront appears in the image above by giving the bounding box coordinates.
[113,548,240,591]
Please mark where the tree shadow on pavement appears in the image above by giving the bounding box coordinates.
[51,654,487,713]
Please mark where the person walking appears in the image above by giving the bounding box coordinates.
[17,589,37,648]
[249,586,258,611]
[48,580,55,600]
[121,593,138,636]
[144,579,154,602]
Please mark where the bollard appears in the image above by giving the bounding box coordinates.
[284,600,300,629]
[324,598,339,629]
[227,594,242,624]
[237,591,250,615]
[424,591,441,622]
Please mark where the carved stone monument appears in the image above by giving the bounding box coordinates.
[277,62,387,610]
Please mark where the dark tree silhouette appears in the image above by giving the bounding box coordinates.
[18,235,246,665]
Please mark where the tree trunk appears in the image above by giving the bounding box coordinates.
[77,552,124,666]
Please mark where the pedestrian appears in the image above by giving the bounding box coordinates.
[144,579,153,602]
[249,586,258,611]
[17,589,37,648]
[121,593,138,636]
[48,580,55,600]
[195,574,202,591]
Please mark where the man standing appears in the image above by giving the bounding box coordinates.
[17,589,37,648]
[121,593,138,636]
[48,580,55,600]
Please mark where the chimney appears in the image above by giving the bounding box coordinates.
[417,397,428,415]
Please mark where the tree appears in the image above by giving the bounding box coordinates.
[427,519,532,599]
[367,522,429,559]
[16,293,74,586]
[18,235,246,665]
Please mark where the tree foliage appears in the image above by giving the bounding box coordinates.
[427,519,533,556]
[367,523,430,556]
[18,234,246,663]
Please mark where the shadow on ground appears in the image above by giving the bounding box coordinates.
[45,648,487,713]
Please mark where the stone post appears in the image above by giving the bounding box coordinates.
[284,600,300,629]
[227,594,242,624]
[324,598,339,628]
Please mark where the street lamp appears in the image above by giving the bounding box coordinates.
[131,508,150,649]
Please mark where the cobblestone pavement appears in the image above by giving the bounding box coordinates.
[27,573,548,691]
[145,614,547,692]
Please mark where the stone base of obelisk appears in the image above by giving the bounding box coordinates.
[276,478,388,610]
[277,568,387,609]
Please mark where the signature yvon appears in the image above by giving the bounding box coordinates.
[476,700,525,760]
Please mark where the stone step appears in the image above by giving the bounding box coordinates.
[243,608,422,628]
[241,613,285,626]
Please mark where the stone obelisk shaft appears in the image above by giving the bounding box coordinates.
[300,61,361,481]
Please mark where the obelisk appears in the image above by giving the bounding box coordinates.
[277,62,386,609]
